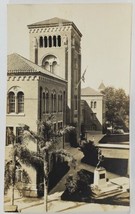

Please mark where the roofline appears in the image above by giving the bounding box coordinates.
[81,94,103,97]
[7,71,67,84]
[27,22,82,37]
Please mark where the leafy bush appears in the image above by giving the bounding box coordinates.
[80,140,98,166]
[61,169,93,202]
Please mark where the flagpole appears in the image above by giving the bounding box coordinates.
[75,66,88,89]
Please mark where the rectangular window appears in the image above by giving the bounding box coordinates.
[58,122,63,130]
[53,123,56,132]
[6,127,14,146]
[16,127,23,143]
[74,95,77,110]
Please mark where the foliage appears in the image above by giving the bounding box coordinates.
[101,87,129,131]
[61,169,93,202]
[4,159,31,194]
[80,140,99,166]
[5,114,76,210]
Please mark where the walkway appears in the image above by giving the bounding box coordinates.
[50,144,118,195]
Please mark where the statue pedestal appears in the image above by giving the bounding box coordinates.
[91,167,123,199]
[94,167,107,187]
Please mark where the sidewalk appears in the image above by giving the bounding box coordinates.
[5,192,129,213]
[50,144,118,195]
[5,135,126,213]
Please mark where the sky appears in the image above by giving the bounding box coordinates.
[1,3,135,213]
[7,4,132,93]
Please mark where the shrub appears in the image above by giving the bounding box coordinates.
[80,140,98,166]
[61,169,93,202]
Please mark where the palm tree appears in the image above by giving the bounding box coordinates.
[7,114,76,212]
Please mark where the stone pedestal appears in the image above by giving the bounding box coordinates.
[94,167,107,187]
[91,167,123,199]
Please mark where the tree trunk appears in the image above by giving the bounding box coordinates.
[44,179,48,212]
[11,144,16,206]
[11,183,14,206]
[44,151,49,212]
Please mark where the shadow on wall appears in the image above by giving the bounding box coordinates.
[81,100,102,132]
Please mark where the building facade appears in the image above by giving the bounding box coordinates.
[5,17,82,196]
[81,87,105,132]
[28,17,82,130]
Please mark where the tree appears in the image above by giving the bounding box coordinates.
[4,129,31,210]
[61,169,93,202]
[101,87,129,131]
[6,114,76,212]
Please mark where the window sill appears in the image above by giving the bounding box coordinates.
[7,113,25,116]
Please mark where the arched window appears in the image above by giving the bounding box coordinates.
[9,92,15,113]
[91,101,93,108]
[53,36,56,47]
[39,36,43,48]
[58,92,62,112]
[39,87,43,120]
[7,87,24,114]
[74,95,77,110]
[17,92,24,113]
[44,36,47,47]
[52,61,57,74]
[94,101,97,108]
[51,93,53,113]
[49,36,52,47]
[45,91,49,113]
[60,94,63,112]
[54,92,57,113]
[51,91,57,113]
[58,35,61,47]
[58,94,60,112]
[43,92,45,113]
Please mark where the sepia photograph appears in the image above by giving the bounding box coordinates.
[0,1,133,213]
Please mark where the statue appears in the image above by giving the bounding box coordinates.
[96,149,104,169]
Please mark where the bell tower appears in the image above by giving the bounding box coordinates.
[28,17,82,130]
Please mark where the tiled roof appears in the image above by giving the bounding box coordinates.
[28,17,82,37]
[81,87,102,96]
[7,53,65,81]
[28,17,72,27]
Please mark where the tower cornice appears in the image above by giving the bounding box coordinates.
[28,22,82,37]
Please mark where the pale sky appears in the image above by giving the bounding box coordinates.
[7,3,132,94]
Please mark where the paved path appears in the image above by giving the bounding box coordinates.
[50,143,118,195]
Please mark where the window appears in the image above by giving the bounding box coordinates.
[45,91,49,113]
[94,101,97,108]
[91,101,93,108]
[17,92,24,113]
[60,94,63,112]
[58,94,60,112]
[51,91,57,113]
[9,92,15,113]
[74,95,77,110]
[54,93,57,113]
[58,122,63,130]
[43,92,45,113]
[58,92,62,112]
[53,36,56,47]
[7,87,24,114]
[44,36,47,47]
[49,36,52,47]
[58,35,61,47]
[16,127,23,143]
[6,127,14,146]
[53,123,56,132]
[51,93,53,113]
[39,36,43,47]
